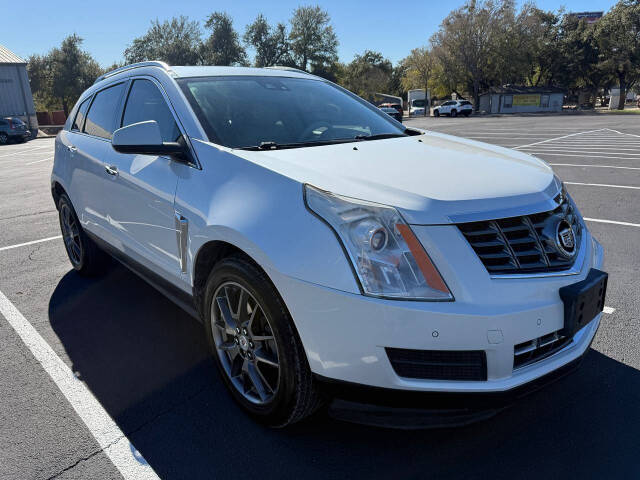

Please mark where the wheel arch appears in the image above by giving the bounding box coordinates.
[192,240,277,320]
[51,181,67,210]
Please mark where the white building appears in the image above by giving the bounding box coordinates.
[0,45,37,135]
[479,86,564,114]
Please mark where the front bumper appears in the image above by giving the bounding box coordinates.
[274,227,604,395]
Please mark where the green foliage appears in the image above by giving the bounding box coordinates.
[27,35,102,115]
[201,12,248,66]
[288,5,338,71]
[339,51,392,100]
[124,16,202,65]
[244,15,292,67]
[595,0,640,109]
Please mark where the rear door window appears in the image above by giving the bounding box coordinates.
[84,83,126,139]
[71,98,91,131]
[121,79,180,142]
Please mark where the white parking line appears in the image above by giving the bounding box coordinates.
[564,182,640,190]
[0,146,49,159]
[514,129,607,149]
[524,152,640,161]
[0,236,62,252]
[529,145,640,152]
[603,306,616,315]
[0,289,160,479]
[585,217,640,228]
[550,163,640,171]
[521,148,640,157]
[26,156,53,165]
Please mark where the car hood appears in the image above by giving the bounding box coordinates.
[220,131,560,225]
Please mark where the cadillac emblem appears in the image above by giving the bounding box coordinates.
[555,219,576,258]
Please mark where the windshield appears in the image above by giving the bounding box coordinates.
[177,76,406,149]
[412,100,426,108]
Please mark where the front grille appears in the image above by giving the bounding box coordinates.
[457,194,581,274]
[513,330,570,369]
[386,348,487,381]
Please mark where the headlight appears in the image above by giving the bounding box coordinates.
[304,185,453,301]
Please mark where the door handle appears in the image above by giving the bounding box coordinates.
[67,145,77,153]
[105,165,118,176]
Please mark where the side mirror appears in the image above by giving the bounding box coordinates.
[112,120,187,160]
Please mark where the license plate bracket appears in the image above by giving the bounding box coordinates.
[559,269,608,338]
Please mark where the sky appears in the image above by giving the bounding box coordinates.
[2,0,618,67]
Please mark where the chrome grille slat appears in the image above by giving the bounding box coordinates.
[457,196,581,275]
[514,330,570,369]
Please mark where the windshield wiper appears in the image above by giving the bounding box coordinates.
[238,138,364,151]
[353,133,408,141]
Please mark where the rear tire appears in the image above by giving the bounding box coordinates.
[463,111,471,117]
[58,193,109,276]
[204,255,323,427]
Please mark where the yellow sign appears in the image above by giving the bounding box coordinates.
[513,94,541,106]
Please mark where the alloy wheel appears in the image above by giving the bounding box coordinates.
[211,282,280,405]
[0,133,8,145]
[60,203,82,266]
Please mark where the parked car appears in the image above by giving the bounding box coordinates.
[433,100,473,117]
[52,62,607,427]
[0,117,31,144]
[379,102,403,117]
[379,106,402,123]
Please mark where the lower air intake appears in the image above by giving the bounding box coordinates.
[386,348,487,381]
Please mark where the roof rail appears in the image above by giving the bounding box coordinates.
[264,66,308,74]
[94,61,172,84]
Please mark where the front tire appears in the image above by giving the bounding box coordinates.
[204,255,322,427]
[0,133,8,145]
[433,110,440,117]
[450,109,458,117]
[58,193,109,276]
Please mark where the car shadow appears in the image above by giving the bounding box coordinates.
[49,264,640,479]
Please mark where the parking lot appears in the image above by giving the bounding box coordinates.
[1,114,639,479]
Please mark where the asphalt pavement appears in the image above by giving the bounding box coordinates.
[1,113,639,479]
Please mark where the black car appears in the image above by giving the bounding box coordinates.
[379,107,402,123]
[0,117,31,144]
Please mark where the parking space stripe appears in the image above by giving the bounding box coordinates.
[522,148,640,157]
[26,156,53,165]
[524,152,640,161]
[550,163,640,171]
[0,236,62,252]
[0,146,50,159]
[584,217,640,228]
[530,145,640,152]
[603,306,616,315]
[564,182,640,190]
[514,129,606,149]
[0,289,160,480]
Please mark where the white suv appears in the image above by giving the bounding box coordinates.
[433,100,473,117]
[52,62,607,427]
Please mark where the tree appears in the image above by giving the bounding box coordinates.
[401,47,435,115]
[124,16,202,65]
[28,35,102,115]
[201,12,247,66]
[430,0,508,109]
[595,0,640,109]
[288,5,338,71]
[244,15,291,67]
[339,51,392,100]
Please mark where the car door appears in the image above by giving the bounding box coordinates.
[105,77,187,284]
[68,83,127,245]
